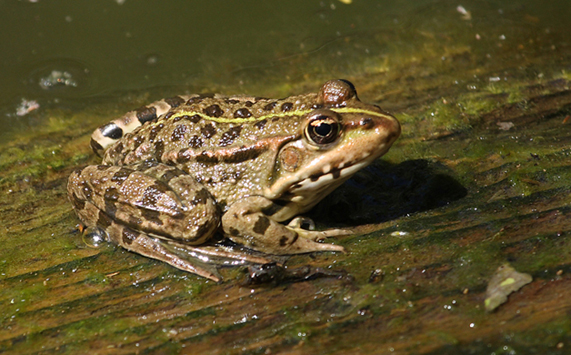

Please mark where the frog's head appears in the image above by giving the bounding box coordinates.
[266,79,401,219]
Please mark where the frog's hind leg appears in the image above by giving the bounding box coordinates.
[68,162,222,280]
[96,210,221,281]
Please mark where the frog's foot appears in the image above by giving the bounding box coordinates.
[222,196,345,255]
[287,216,354,241]
[94,210,221,281]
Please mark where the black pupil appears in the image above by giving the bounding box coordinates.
[315,121,332,137]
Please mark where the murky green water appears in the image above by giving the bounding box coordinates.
[1,1,571,354]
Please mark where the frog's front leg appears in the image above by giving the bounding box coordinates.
[68,162,221,280]
[221,196,345,255]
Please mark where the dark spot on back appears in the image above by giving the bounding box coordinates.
[228,227,240,237]
[185,114,201,123]
[254,119,267,130]
[188,135,204,148]
[164,96,185,108]
[133,135,145,150]
[234,108,252,118]
[219,126,242,147]
[201,123,216,138]
[226,99,239,105]
[164,112,175,120]
[186,96,204,105]
[96,165,109,171]
[136,106,158,124]
[148,123,164,142]
[204,104,224,118]
[244,101,254,107]
[263,102,277,111]
[171,124,188,141]
[281,102,293,112]
[253,216,271,235]
[332,169,341,179]
[100,123,123,139]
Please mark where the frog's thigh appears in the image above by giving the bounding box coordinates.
[68,163,220,244]
[221,196,344,255]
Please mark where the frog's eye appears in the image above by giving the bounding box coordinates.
[305,112,341,146]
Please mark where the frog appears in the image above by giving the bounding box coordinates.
[67,79,400,281]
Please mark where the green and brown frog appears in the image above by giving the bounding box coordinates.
[68,80,400,281]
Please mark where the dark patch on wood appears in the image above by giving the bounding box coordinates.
[136,106,158,124]
[219,126,242,147]
[253,216,271,235]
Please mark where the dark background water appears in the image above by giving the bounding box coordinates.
[2,0,569,140]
